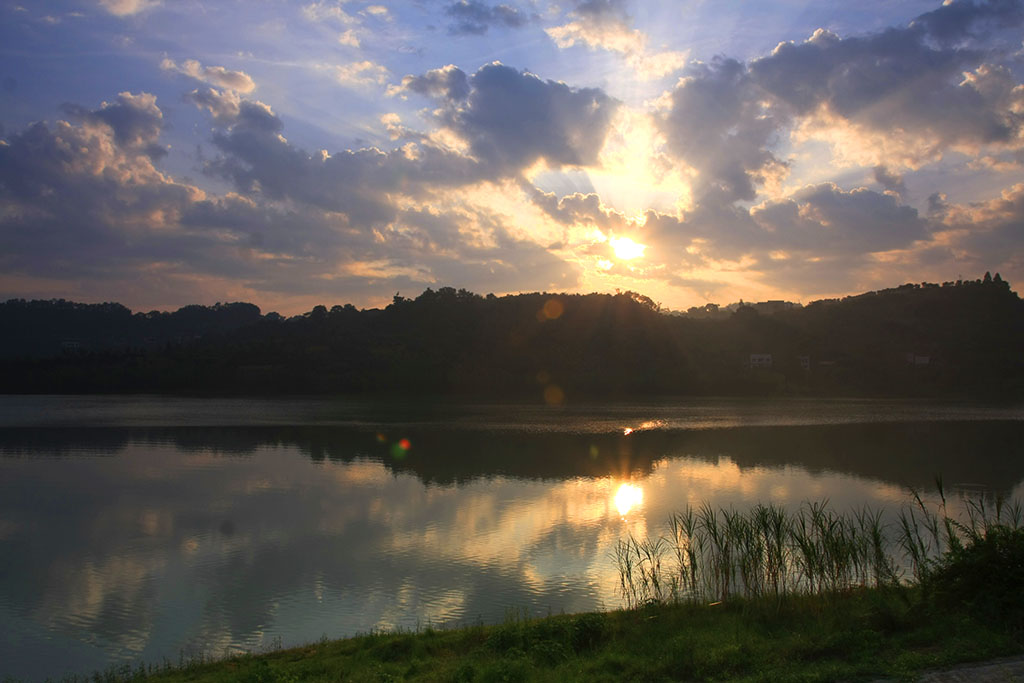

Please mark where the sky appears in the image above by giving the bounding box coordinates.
[1,0,1023,315]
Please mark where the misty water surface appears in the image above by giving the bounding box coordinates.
[1,396,1024,681]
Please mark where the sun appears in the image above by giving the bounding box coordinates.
[610,236,646,260]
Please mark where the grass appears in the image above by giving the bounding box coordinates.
[55,587,1023,683]
[38,489,1024,682]
[615,483,1023,607]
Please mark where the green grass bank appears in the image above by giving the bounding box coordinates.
[72,585,1021,683]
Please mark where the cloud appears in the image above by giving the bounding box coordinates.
[750,183,928,256]
[301,1,356,25]
[161,58,256,93]
[658,57,788,205]
[0,89,585,310]
[394,64,470,101]
[445,1,529,36]
[59,91,166,157]
[873,165,906,196]
[654,0,1024,217]
[337,29,360,47]
[184,87,243,125]
[0,101,201,283]
[628,181,929,290]
[97,0,159,16]
[334,61,390,87]
[422,62,620,173]
[748,6,1024,167]
[545,0,686,79]
[929,182,1024,276]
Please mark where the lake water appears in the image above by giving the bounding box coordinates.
[2,396,1024,681]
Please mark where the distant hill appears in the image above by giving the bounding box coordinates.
[2,274,1022,398]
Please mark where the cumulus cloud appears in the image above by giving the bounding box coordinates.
[873,165,906,196]
[625,180,930,290]
[60,91,165,157]
[929,182,1024,275]
[750,184,927,256]
[393,64,470,101]
[529,188,632,234]
[160,58,256,93]
[0,87,587,309]
[545,0,686,79]
[748,5,1024,167]
[411,62,620,173]
[184,87,242,125]
[0,99,200,283]
[445,1,529,36]
[654,0,1024,220]
[658,57,788,205]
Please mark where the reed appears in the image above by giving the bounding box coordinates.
[616,490,1021,607]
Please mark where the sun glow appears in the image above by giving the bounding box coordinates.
[610,237,646,260]
[614,482,644,517]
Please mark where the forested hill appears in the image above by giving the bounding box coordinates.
[2,275,1022,398]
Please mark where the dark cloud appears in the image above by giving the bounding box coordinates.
[60,91,166,158]
[873,165,906,196]
[656,0,1024,217]
[441,63,619,172]
[910,0,1024,47]
[206,127,480,227]
[573,0,629,22]
[396,63,619,174]
[0,113,199,281]
[752,183,927,255]
[934,183,1024,275]
[445,1,529,35]
[634,183,927,278]
[659,57,787,205]
[747,4,1024,153]
[528,188,630,235]
[0,81,587,307]
[184,87,241,125]
[398,64,470,101]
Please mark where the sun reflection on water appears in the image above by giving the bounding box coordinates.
[613,482,643,517]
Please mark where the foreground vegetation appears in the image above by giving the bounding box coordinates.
[614,485,1023,607]
[62,492,1024,683]
[73,587,1019,683]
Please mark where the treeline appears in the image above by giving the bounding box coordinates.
[0,299,263,358]
[2,274,1022,398]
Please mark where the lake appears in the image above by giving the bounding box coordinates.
[2,396,1023,681]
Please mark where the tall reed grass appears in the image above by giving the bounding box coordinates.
[614,485,1022,608]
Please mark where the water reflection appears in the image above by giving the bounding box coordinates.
[1,409,1024,680]
[614,483,643,517]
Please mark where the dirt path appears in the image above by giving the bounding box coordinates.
[915,655,1024,682]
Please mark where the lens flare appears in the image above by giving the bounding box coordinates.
[614,482,643,517]
[390,438,411,460]
[543,384,565,405]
